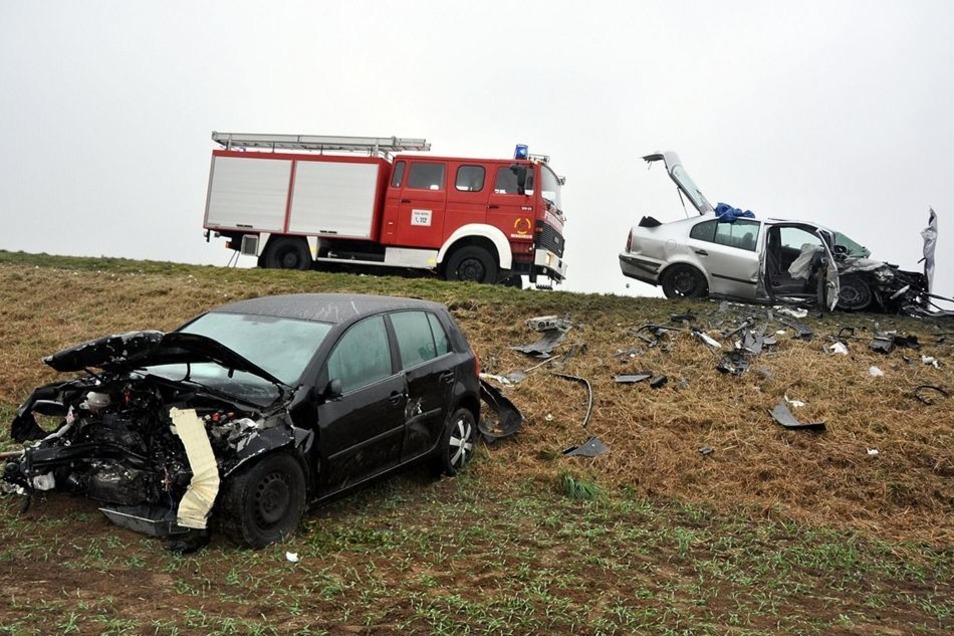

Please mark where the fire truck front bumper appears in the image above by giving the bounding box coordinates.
[534,248,567,281]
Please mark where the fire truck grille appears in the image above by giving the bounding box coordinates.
[534,221,565,258]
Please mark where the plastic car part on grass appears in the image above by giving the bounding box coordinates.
[563,436,608,457]
[615,373,653,384]
[768,402,826,432]
[511,316,572,358]
[477,379,524,441]
[913,385,949,405]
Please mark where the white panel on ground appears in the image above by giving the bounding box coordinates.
[206,156,291,232]
[289,161,379,238]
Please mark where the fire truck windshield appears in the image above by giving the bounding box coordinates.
[538,165,562,210]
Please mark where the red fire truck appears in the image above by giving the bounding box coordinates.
[203,132,568,285]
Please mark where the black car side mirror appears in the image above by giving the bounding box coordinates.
[324,379,343,401]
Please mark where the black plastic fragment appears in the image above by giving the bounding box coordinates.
[553,373,594,429]
[650,375,668,389]
[478,379,525,441]
[615,373,652,384]
[716,350,750,375]
[913,384,949,405]
[768,402,826,431]
[778,318,813,341]
[563,436,608,457]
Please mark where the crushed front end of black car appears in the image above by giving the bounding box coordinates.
[2,331,310,543]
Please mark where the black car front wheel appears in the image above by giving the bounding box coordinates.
[431,408,477,476]
[220,452,306,549]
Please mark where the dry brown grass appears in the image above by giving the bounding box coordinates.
[1,258,952,546]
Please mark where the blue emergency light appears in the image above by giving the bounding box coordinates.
[514,144,529,160]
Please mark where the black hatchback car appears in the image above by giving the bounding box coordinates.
[2,294,481,549]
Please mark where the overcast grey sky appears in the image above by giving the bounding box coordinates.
[2,1,952,300]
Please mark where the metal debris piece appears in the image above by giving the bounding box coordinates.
[562,436,608,457]
[613,347,645,358]
[777,307,808,319]
[553,373,594,429]
[768,402,826,431]
[778,318,813,340]
[614,373,652,384]
[649,375,668,389]
[716,350,750,375]
[698,446,714,456]
[913,384,949,405]
[869,335,895,354]
[478,379,525,441]
[827,341,849,355]
[693,328,722,349]
[512,316,572,357]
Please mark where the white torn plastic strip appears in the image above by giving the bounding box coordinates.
[784,394,806,408]
[827,342,849,355]
[170,407,221,530]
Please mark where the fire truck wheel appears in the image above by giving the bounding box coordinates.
[263,237,312,270]
[446,246,497,283]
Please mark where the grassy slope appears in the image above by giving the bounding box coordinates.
[0,250,951,635]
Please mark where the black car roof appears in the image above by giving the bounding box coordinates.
[209,293,447,324]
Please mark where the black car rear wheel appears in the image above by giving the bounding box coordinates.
[660,264,708,299]
[431,408,477,476]
[220,452,306,548]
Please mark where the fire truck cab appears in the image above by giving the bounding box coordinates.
[204,133,567,286]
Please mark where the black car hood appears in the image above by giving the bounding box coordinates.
[43,330,287,387]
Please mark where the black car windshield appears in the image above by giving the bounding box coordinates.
[179,312,333,385]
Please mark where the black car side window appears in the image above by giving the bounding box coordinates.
[391,311,439,369]
[326,315,393,393]
[427,313,451,355]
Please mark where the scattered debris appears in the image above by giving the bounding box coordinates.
[827,342,849,355]
[768,402,826,431]
[779,318,813,341]
[512,316,572,357]
[716,350,750,375]
[869,332,920,354]
[868,366,884,377]
[922,355,941,368]
[784,394,806,408]
[777,307,808,319]
[867,448,880,457]
[478,379,525,441]
[693,328,723,349]
[913,384,949,405]
[553,373,594,429]
[613,347,645,359]
[562,436,608,457]
[649,375,668,389]
[698,447,715,456]
[286,552,300,563]
[615,373,652,384]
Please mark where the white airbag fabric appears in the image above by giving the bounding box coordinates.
[170,407,221,530]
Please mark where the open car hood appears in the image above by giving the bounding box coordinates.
[43,330,287,388]
[644,151,715,215]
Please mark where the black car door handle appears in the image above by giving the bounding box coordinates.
[438,371,454,384]
[488,204,500,209]
[694,249,709,256]
[387,391,405,405]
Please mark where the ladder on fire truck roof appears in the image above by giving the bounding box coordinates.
[211,132,430,158]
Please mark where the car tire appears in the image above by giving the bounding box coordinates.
[836,276,873,311]
[430,408,477,477]
[445,246,497,283]
[660,264,708,299]
[263,237,312,270]
[220,452,306,549]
